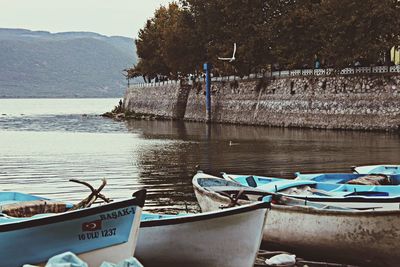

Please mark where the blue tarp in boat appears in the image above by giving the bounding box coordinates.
[23,251,144,267]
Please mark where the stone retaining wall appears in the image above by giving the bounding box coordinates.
[124,74,400,131]
[124,83,180,118]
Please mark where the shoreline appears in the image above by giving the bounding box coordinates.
[103,111,400,134]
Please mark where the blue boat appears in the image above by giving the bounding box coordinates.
[222,172,400,209]
[353,164,400,175]
[295,171,400,185]
[0,190,146,267]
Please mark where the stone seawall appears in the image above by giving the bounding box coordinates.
[124,74,400,131]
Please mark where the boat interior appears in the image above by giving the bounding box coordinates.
[296,173,400,185]
[197,177,353,210]
[0,192,72,220]
[225,175,400,198]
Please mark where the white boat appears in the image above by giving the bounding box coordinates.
[353,164,400,175]
[193,172,400,266]
[135,202,270,267]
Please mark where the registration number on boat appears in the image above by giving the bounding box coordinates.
[78,228,116,240]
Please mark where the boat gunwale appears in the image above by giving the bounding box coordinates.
[279,194,400,203]
[140,201,270,228]
[354,165,400,174]
[216,188,400,203]
[0,189,146,232]
[295,172,400,178]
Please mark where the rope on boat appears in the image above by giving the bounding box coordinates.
[69,178,112,210]
[219,189,245,208]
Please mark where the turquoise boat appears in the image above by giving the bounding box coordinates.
[222,172,400,209]
[353,164,400,175]
[0,190,146,267]
[295,172,400,184]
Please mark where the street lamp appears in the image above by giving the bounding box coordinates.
[122,69,130,87]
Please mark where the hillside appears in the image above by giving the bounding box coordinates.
[0,28,137,98]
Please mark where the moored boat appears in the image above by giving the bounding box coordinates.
[222,172,400,210]
[193,172,400,266]
[0,190,146,267]
[135,201,270,267]
[294,171,400,184]
[352,164,400,175]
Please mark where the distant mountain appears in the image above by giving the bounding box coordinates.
[0,28,137,98]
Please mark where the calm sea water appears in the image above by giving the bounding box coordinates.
[0,98,399,213]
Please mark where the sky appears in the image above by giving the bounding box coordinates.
[0,0,171,38]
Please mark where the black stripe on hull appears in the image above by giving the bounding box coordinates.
[140,201,270,228]
[293,195,400,203]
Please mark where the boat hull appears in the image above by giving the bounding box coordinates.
[135,203,269,267]
[193,177,400,266]
[262,204,400,266]
[0,190,145,267]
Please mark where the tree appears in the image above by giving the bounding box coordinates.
[182,0,280,75]
[317,0,400,67]
[161,4,203,77]
[133,3,203,80]
[133,0,400,78]
[269,0,321,69]
[135,13,169,80]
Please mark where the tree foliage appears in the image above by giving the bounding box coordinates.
[317,0,400,68]
[132,0,400,79]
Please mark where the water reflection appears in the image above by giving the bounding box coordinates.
[125,120,400,212]
[1,97,399,213]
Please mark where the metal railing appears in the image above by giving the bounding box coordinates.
[129,80,180,88]
[129,65,400,88]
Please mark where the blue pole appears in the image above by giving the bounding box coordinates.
[203,63,212,122]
